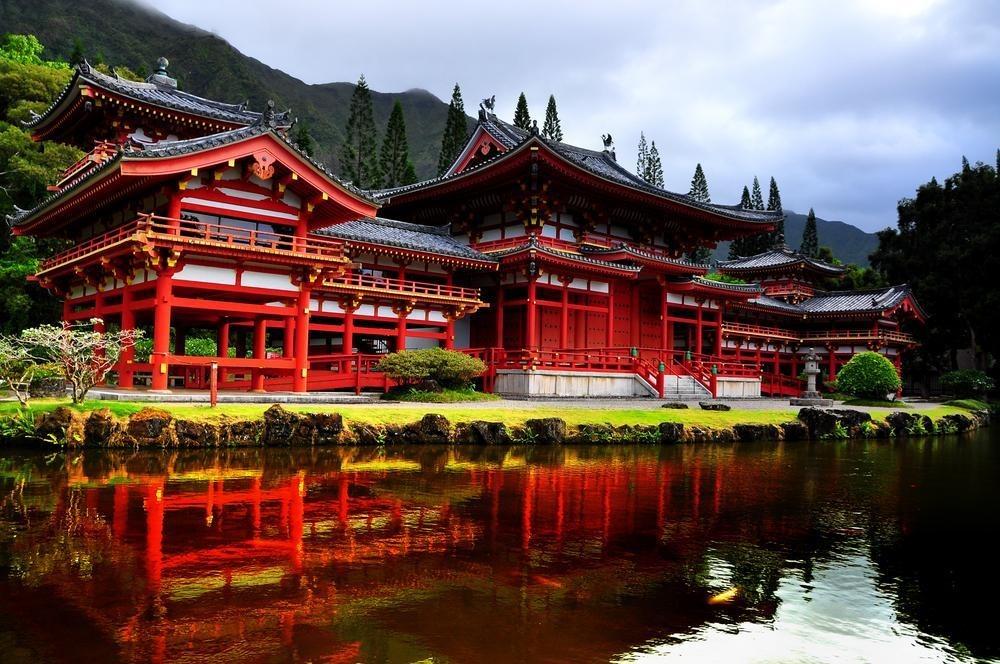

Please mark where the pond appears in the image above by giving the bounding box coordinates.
[0,431,997,663]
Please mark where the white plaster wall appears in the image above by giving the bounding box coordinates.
[176,264,237,285]
[241,271,296,291]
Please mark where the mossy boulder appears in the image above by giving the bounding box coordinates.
[780,421,809,441]
[126,408,176,447]
[733,423,783,442]
[36,406,86,446]
[658,421,685,444]
[455,421,510,445]
[525,418,567,444]
[84,408,126,446]
[698,401,731,411]
[175,419,222,447]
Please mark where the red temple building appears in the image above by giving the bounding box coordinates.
[11,60,924,398]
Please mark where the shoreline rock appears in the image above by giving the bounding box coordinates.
[0,403,989,448]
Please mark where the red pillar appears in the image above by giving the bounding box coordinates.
[251,317,267,392]
[444,271,455,349]
[526,274,538,351]
[150,270,173,392]
[828,347,837,381]
[630,284,640,347]
[119,286,135,389]
[714,308,723,357]
[560,277,570,348]
[495,281,505,349]
[396,308,408,351]
[695,302,704,356]
[293,288,310,392]
[660,282,669,354]
[606,284,615,348]
[283,317,294,358]
[343,304,355,353]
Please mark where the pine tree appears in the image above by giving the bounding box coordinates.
[542,94,562,141]
[646,141,664,187]
[751,176,765,210]
[437,84,468,175]
[767,176,784,245]
[728,237,746,260]
[688,163,710,203]
[800,207,819,257]
[340,74,380,189]
[740,185,752,209]
[687,246,712,263]
[513,93,531,130]
[402,161,417,185]
[293,122,314,157]
[636,133,649,180]
[379,101,412,188]
[69,39,84,66]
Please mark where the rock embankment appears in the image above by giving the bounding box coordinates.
[1,403,989,448]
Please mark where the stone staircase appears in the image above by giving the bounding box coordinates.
[659,374,712,400]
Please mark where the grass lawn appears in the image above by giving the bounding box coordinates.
[0,398,972,429]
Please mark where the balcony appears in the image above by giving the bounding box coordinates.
[38,214,348,276]
[317,272,485,307]
[721,323,915,345]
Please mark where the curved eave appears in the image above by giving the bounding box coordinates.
[582,248,709,275]
[719,261,845,279]
[673,277,762,300]
[340,239,498,271]
[493,245,642,279]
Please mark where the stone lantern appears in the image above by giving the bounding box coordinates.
[790,347,833,406]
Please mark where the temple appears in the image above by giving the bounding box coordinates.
[11,60,924,398]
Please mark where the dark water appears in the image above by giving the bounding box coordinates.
[1,431,998,664]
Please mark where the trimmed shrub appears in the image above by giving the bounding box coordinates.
[940,370,994,398]
[376,348,486,389]
[835,352,901,399]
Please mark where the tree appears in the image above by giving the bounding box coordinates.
[0,336,35,406]
[379,100,412,188]
[340,74,380,188]
[402,161,417,185]
[645,141,664,187]
[542,94,562,141]
[293,121,314,157]
[740,185,752,209]
[437,84,467,175]
[871,155,1000,371]
[68,38,85,67]
[767,176,784,245]
[513,92,531,130]
[750,176,765,210]
[11,319,143,403]
[835,351,901,399]
[688,163,710,203]
[800,208,819,257]
[0,34,66,69]
[687,246,712,263]
[636,133,649,180]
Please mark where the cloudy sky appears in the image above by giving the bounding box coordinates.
[146,0,999,232]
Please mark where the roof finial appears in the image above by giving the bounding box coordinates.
[146,56,177,89]
[255,99,278,129]
[530,119,540,136]
[601,134,616,161]
[478,95,496,121]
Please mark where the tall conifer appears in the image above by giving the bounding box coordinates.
[767,176,784,245]
[636,133,649,180]
[688,163,710,203]
[740,185,752,209]
[293,122,314,157]
[513,93,531,130]
[542,94,562,141]
[646,141,664,187]
[380,101,411,188]
[341,74,380,188]
[800,208,819,257]
[751,176,765,210]
[437,84,468,175]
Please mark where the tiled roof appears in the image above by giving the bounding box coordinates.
[25,61,289,129]
[10,124,373,227]
[687,276,763,294]
[718,245,845,275]
[745,285,922,316]
[318,218,496,263]
[377,116,783,226]
[580,243,709,270]
[486,238,643,274]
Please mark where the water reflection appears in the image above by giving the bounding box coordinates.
[0,435,996,663]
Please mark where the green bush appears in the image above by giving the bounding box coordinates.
[184,336,217,357]
[835,352,901,399]
[376,348,486,389]
[940,370,994,398]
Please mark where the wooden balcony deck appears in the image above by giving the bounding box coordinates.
[721,322,915,345]
[317,272,484,306]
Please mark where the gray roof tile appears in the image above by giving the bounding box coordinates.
[718,246,845,274]
[318,218,496,263]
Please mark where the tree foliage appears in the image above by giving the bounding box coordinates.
[688,163,710,203]
[340,74,380,188]
[379,100,412,188]
[513,92,531,130]
[835,351,901,399]
[376,348,486,388]
[800,207,819,257]
[636,133,649,181]
[939,370,994,397]
[767,176,784,245]
[437,84,467,176]
[293,121,314,157]
[871,156,1000,370]
[644,141,664,187]
[542,94,562,141]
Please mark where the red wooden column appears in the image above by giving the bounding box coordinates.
[395,263,410,351]
[119,286,135,389]
[659,281,669,353]
[606,283,615,348]
[293,287,311,393]
[495,280,505,348]
[630,283,640,347]
[827,345,837,381]
[444,271,456,349]
[217,320,230,359]
[715,307,724,356]
[251,317,267,392]
[559,276,570,348]
[342,300,357,353]
[150,269,174,392]
[526,273,539,351]
[695,301,704,355]
[283,318,294,358]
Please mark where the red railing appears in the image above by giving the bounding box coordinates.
[722,323,915,345]
[320,272,482,302]
[39,214,348,273]
[760,373,805,397]
[307,353,391,394]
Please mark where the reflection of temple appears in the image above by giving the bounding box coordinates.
[3,446,826,663]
